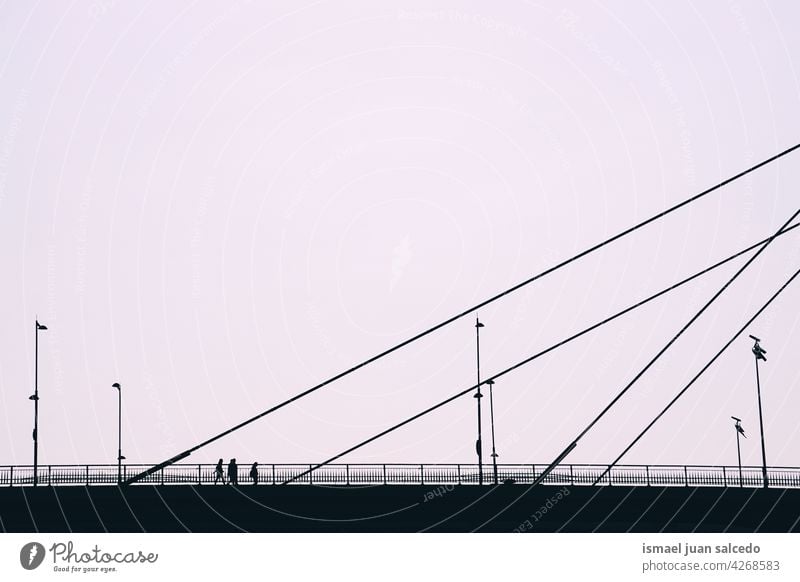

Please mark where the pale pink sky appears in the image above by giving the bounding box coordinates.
[1,1,800,471]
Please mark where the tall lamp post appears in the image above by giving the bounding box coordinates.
[749,335,769,489]
[30,320,47,486]
[474,318,484,485]
[731,416,746,487]
[112,383,125,484]
[487,378,499,485]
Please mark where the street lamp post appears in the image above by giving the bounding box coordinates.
[731,416,746,487]
[487,378,499,485]
[749,335,769,489]
[112,383,125,484]
[30,320,47,486]
[474,318,484,485]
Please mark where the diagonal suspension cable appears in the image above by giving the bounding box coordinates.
[592,261,800,486]
[281,222,799,484]
[126,143,800,485]
[528,205,800,488]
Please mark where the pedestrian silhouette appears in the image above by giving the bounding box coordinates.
[214,459,226,485]
[227,458,238,485]
[250,462,259,485]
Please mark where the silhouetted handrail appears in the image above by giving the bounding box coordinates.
[126,143,800,485]
[5,462,800,489]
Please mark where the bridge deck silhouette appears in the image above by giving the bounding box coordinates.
[3,462,800,488]
[2,482,800,533]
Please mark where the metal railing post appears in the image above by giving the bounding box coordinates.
[684,466,689,487]
[198,464,202,485]
[420,464,424,485]
[383,464,387,485]
[272,464,276,485]
[160,468,164,486]
[9,466,12,487]
[346,464,350,486]
[646,465,650,487]
[608,465,613,486]
[86,465,89,485]
[722,466,727,487]
[48,465,51,486]
[457,464,461,485]
[570,464,574,486]
[309,464,313,485]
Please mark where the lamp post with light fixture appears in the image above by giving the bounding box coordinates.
[474,318,484,485]
[487,378,499,485]
[30,320,47,486]
[749,335,769,489]
[731,416,746,487]
[112,383,126,484]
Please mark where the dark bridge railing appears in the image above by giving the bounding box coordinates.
[1,463,799,488]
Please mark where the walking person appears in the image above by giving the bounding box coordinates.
[227,458,238,485]
[250,462,259,485]
[214,458,226,485]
